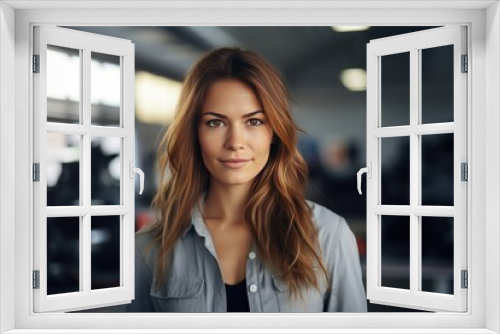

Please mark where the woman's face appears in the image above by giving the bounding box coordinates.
[198,79,274,188]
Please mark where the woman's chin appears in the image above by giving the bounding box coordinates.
[213,176,256,187]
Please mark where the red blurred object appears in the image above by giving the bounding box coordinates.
[355,235,366,256]
[136,211,153,231]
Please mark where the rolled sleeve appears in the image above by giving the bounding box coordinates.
[323,218,367,312]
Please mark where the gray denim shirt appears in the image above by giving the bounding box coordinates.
[127,198,367,312]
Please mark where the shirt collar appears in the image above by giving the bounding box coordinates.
[181,192,221,263]
[182,192,208,238]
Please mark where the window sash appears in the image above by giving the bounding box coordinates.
[32,25,136,313]
[366,26,468,312]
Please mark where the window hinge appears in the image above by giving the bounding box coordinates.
[461,162,468,181]
[33,270,40,289]
[33,163,40,182]
[461,54,468,73]
[461,270,468,289]
[33,54,40,73]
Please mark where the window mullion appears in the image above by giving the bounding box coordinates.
[409,47,419,294]
[82,47,91,294]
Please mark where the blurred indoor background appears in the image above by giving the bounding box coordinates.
[45,26,454,312]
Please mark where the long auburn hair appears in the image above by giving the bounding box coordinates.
[146,47,330,300]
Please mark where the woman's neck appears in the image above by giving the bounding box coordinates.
[202,182,251,226]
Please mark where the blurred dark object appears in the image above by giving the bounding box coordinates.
[47,217,80,295]
[91,216,120,290]
[300,136,361,216]
[422,134,454,206]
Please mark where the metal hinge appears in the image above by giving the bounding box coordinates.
[33,55,40,73]
[461,270,468,289]
[33,270,40,289]
[33,163,40,182]
[461,54,468,73]
[461,163,468,181]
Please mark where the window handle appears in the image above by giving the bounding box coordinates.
[357,162,371,195]
[129,161,144,195]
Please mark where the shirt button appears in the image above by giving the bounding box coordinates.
[249,284,258,293]
[248,251,256,260]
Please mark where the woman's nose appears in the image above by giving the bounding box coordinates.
[225,125,245,150]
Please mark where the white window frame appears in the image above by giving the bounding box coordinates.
[0,1,499,333]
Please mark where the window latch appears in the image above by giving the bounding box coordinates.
[129,161,144,195]
[357,161,372,195]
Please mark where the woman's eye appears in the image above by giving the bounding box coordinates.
[248,119,264,126]
[207,119,224,127]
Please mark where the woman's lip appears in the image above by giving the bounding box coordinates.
[221,159,249,163]
[220,160,249,169]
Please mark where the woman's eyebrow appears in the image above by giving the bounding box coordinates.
[202,111,264,119]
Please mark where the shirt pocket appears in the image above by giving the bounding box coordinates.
[271,272,324,312]
[150,276,204,312]
[271,274,293,311]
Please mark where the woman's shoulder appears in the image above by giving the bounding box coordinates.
[134,228,160,267]
[305,200,349,243]
[135,228,156,249]
[306,200,345,226]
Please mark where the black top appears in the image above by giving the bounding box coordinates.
[225,279,250,312]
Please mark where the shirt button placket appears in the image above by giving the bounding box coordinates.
[246,249,262,311]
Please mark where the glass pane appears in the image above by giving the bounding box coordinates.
[421,45,454,124]
[421,134,454,206]
[381,52,410,127]
[381,215,410,290]
[91,52,121,127]
[91,216,120,290]
[47,217,80,295]
[47,45,80,124]
[381,136,410,205]
[91,136,121,205]
[47,133,80,206]
[421,216,454,294]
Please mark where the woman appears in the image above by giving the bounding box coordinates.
[127,47,367,312]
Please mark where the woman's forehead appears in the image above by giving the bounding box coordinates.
[202,80,262,114]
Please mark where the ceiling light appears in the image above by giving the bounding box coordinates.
[136,71,182,125]
[340,69,366,91]
[332,26,370,32]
